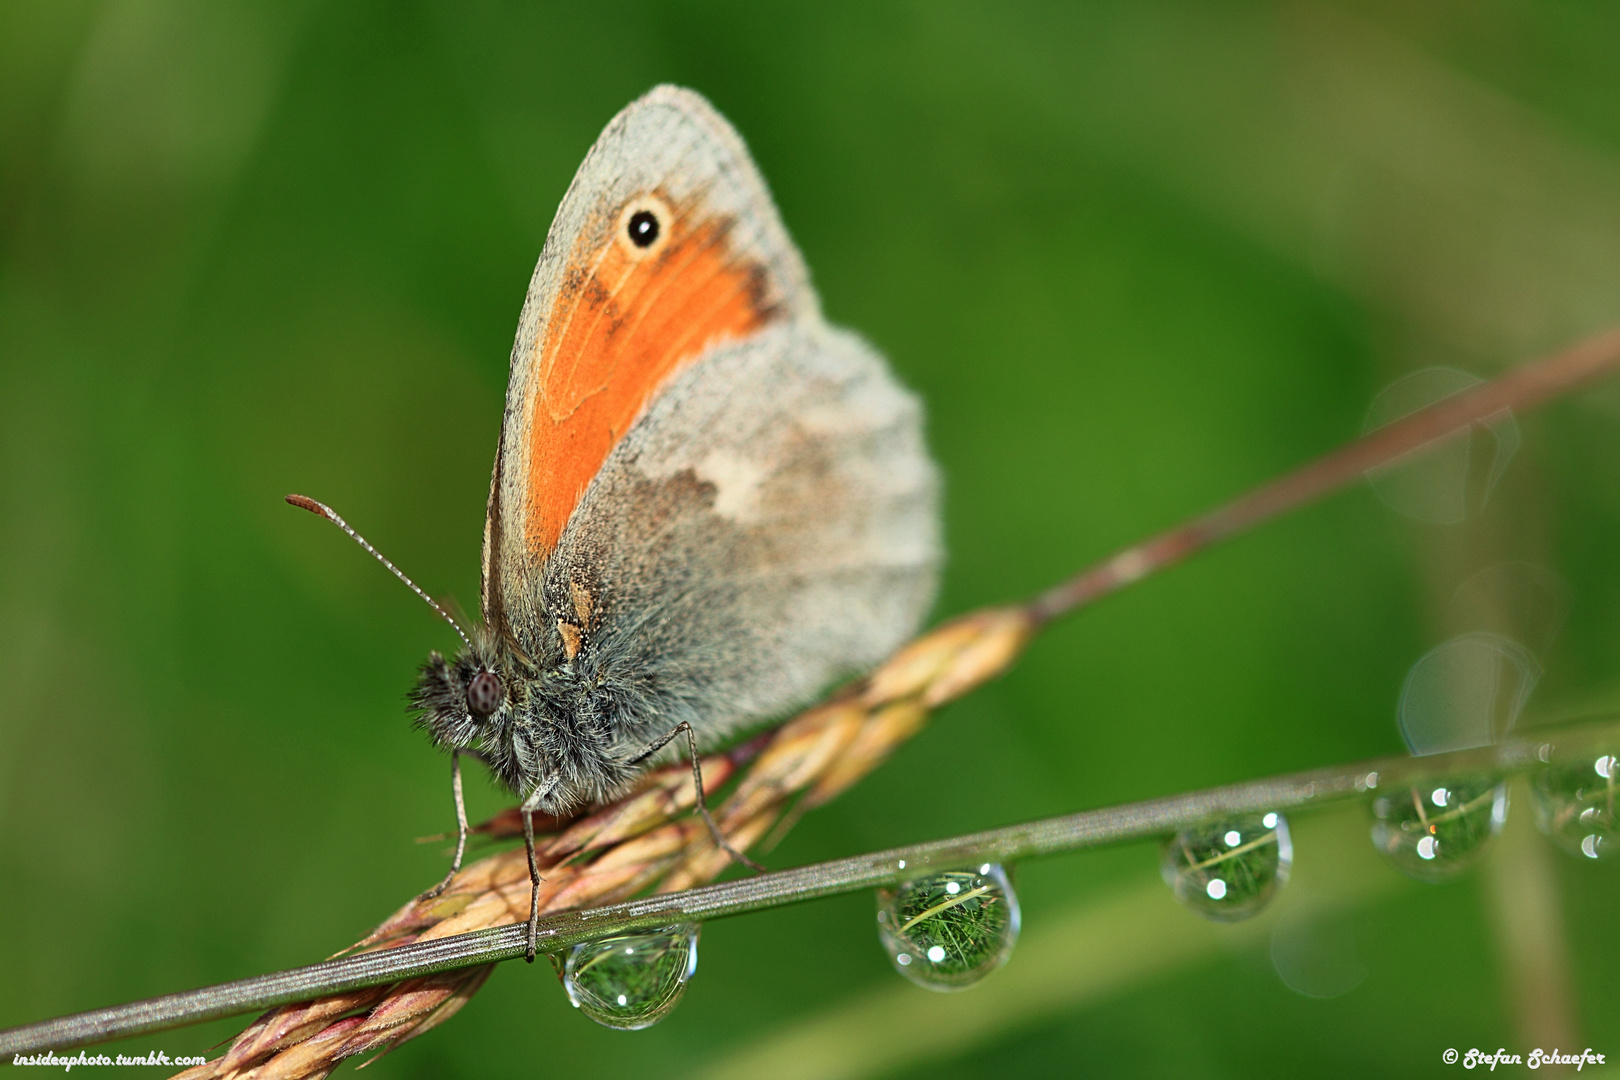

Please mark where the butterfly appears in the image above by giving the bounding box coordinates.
[291,85,941,956]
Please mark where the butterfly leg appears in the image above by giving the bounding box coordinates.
[629,722,765,873]
[517,784,554,962]
[418,748,470,901]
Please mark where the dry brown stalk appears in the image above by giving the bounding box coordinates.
[170,322,1620,1078]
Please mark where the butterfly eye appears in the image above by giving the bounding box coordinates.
[466,670,503,718]
[627,209,660,248]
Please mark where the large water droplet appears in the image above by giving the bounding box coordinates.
[557,924,699,1029]
[1361,367,1518,525]
[1398,633,1539,755]
[1531,753,1620,862]
[876,865,1020,991]
[1161,812,1291,921]
[1369,776,1508,880]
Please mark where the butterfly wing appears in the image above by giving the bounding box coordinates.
[483,86,939,739]
[482,86,812,637]
[549,319,941,745]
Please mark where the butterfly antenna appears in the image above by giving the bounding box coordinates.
[286,494,473,650]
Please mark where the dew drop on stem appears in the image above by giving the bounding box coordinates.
[1531,753,1620,861]
[554,924,700,1030]
[1368,775,1508,881]
[1161,812,1291,921]
[876,864,1020,991]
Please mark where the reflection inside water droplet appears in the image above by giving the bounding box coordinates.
[1369,775,1508,881]
[556,924,699,1030]
[1399,632,1539,755]
[876,865,1020,992]
[1361,367,1518,525]
[1531,753,1620,861]
[1161,813,1291,921]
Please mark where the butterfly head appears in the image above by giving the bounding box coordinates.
[408,626,655,813]
[409,631,522,757]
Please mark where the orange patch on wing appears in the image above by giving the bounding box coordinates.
[523,200,775,557]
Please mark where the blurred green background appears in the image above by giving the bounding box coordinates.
[6,2,1620,1077]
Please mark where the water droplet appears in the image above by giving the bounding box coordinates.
[1531,753,1620,861]
[876,865,1020,991]
[1362,367,1518,524]
[556,924,699,1030]
[1369,776,1508,881]
[1398,632,1539,755]
[1270,908,1364,998]
[1161,813,1291,921]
